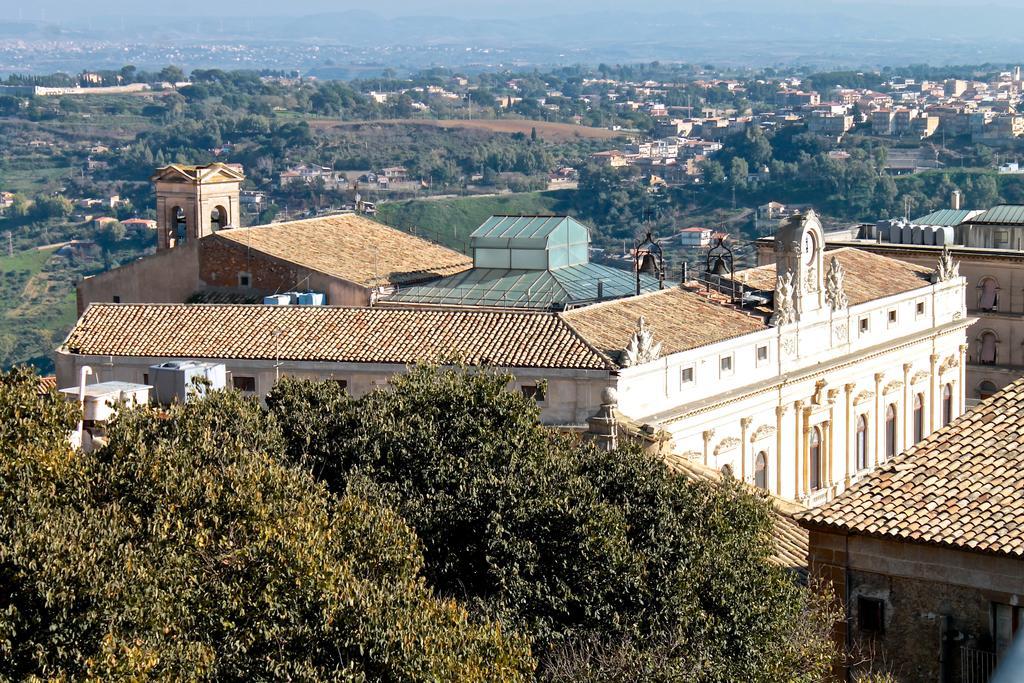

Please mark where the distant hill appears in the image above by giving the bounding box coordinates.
[375,190,572,254]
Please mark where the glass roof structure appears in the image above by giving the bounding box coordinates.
[387,215,666,310]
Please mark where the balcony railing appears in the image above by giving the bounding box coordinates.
[961,645,997,683]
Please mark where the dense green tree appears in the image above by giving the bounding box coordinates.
[0,368,533,680]
[266,366,838,682]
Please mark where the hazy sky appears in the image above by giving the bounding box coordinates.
[3,0,1023,20]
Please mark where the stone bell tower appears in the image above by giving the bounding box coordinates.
[153,163,244,250]
[772,210,826,323]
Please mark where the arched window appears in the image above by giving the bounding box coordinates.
[979,380,998,401]
[942,384,953,425]
[913,393,924,443]
[173,206,187,244]
[809,427,822,490]
[754,451,768,490]
[211,205,228,231]
[885,404,897,460]
[979,278,998,311]
[980,332,997,365]
[856,414,868,470]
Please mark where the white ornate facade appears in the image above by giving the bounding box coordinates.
[605,212,970,506]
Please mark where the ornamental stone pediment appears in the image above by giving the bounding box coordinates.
[853,390,874,406]
[939,355,959,374]
[911,370,930,385]
[714,437,741,455]
[883,380,904,395]
[750,425,776,442]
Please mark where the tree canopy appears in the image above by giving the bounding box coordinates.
[0,366,532,681]
[266,365,838,681]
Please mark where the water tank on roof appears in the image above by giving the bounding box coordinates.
[263,294,291,305]
[297,292,325,305]
[149,361,226,405]
[901,223,915,245]
[912,224,925,245]
[933,226,954,246]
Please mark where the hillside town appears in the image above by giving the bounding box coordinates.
[3,12,1024,681]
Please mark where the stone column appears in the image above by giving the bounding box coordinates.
[873,372,883,467]
[794,400,805,496]
[702,429,715,467]
[802,405,813,497]
[740,417,752,482]
[929,353,940,433]
[902,363,913,451]
[775,405,786,496]
[844,383,856,486]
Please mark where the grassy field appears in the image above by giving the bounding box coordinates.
[0,246,79,373]
[376,190,573,253]
[312,118,626,142]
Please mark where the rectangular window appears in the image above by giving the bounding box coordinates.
[916,301,925,317]
[142,373,149,385]
[858,596,885,634]
[719,355,733,376]
[859,316,870,334]
[112,295,121,303]
[680,366,694,386]
[334,379,348,391]
[521,384,546,402]
[993,603,1024,655]
[238,272,252,287]
[232,375,256,393]
[756,344,769,365]
[887,309,897,325]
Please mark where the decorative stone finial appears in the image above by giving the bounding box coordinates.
[601,386,619,406]
[824,255,849,310]
[622,316,662,367]
[933,246,959,283]
[770,271,796,326]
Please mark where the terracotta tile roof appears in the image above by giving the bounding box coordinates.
[63,304,612,370]
[561,287,765,362]
[213,214,472,287]
[799,377,1024,558]
[662,455,809,575]
[37,376,57,393]
[737,247,934,305]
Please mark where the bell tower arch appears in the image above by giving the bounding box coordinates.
[153,163,244,250]
[773,210,825,319]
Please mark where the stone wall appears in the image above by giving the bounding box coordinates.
[198,237,370,306]
[77,241,201,314]
[808,529,1024,682]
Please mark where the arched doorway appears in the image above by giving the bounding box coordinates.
[809,427,822,490]
[856,414,868,470]
[754,451,768,490]
[211,205,228,231]
[979,380,998,401]
[979,277,998,311]
[884,404,898,460]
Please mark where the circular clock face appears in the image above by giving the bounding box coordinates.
[802,233,816,264]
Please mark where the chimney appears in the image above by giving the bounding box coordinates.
[951,189,963,211]
[597,280,604,300]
